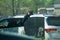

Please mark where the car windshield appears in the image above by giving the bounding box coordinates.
[47,17,60,26]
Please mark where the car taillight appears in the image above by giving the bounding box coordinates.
[45,28,57,33]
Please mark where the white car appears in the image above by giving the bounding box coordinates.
[0,15,25,34]
[1,14,60,40]
[45,16,60,40]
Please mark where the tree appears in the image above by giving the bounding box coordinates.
[0,0,54,16]
[45,0,54,6]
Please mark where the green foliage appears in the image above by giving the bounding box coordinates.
[0,0,54,16]
[45,0,54,6]
[0,0,12,16]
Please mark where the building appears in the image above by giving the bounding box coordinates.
[54,0,60,15]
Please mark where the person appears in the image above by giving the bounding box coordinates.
[17,10,33,35]
[16,10,33,26]
[22,10,34,36]
[22,10,33,24]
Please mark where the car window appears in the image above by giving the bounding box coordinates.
[0,19,8,27]
[39,10,47,15]
[47,17,60,26]
[0,18,24,33]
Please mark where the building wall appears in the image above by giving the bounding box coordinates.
[54,0,60,15]
[54,9,60,15]
[54,4,60,8]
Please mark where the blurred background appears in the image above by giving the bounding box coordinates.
[0,0,60,17]
[0,0,60,40]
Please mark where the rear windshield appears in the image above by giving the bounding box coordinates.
[47,17,60,26]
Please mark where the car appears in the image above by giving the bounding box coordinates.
[45,15,60,40]
[0,15,25,34]
[0,14,45,40]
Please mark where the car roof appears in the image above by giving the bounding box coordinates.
[8,15,25,18]
[30,14,45,17]
[8,14,45,19]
